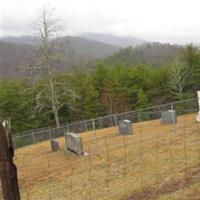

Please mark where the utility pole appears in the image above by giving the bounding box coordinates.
[0,120,20,200]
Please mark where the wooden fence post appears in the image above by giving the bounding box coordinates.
[0,120,20,200]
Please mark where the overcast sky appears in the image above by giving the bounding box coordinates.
[1,0,200,44]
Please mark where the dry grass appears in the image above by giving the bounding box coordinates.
[14,113,200,200]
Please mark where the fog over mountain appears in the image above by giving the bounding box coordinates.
[2,33,146,48]
[79,33,147,48]
[0,32,185,79]
[0,35,120,78]
[3,0,200,44]
[1,36,39,45]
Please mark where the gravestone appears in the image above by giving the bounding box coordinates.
[64,133,84,156]
[161,110,177,124]
[118,120,133,135]
[50,139,60,151]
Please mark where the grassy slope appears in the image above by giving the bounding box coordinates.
[15,113,200,200]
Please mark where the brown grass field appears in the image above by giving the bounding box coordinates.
[13,113,200,200]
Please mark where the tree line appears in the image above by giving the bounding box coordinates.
[1,7,200,134]
[0,43,200,133]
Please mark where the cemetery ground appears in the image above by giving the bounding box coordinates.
[14,113,200,200]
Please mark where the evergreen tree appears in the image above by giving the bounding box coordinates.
[136,89,149,109]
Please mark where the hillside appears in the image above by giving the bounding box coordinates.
[54,36,119,67]
[0,41,36,78]
[14,113,200,200]
[0,36,187,78]
[101,43,184,68]
[0,34,187,79]
[0,36,119,78]
[80,33,147,48]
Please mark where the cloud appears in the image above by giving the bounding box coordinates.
[1,0,200,44]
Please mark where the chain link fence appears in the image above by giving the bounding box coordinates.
[1,97,198,200]
[14,98,198,148]
[14,98,200,200]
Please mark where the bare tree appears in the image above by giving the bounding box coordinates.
[33,7,77,127]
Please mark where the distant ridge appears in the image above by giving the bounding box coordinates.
[0,35,119,78]
[79,33,147,48]
[101,43,184,68]
[0,34,184,78]
[1,36,38,45]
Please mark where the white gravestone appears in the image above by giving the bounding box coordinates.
[64,133,84,156]
[118,120,133,135]
[197,91,200,122]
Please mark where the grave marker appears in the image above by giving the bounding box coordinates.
[50,139,60,151]
[118,120,133,135]
[64,133,84,156]
[161,110,177,124]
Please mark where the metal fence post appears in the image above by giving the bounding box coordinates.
[171,104,176,134]
[114,114,118,126]
[138,111,141,123]
[109,116,112,127]
[67,124,70,133]
[49,128,54,139]
[92,119,96,138]
[92,119,99,155]
[100,118,103,129]
[13,136,17,149]
[32,131,36,144]
[84,120,88,132]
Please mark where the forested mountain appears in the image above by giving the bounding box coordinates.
[0,35,186,78]
[2,36,38,45]
[53,36,119,68]
[101,43,184,68]
[79,33,146,48]
[0,36,119,78]
[0,41,36,78]
[0,43,199,133]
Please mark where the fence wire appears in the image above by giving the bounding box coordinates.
[16,115,200,199]
[14,98,198,148]
[1,98,200,200]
